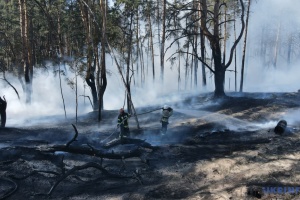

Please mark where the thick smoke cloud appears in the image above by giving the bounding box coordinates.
[1,67,90,126]
[232,0,300,92]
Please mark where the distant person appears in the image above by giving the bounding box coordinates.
[160,105,173,135]
[0,96,7,128]
[117,108,131,139]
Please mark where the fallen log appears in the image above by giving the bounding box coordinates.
[40,144,144,159]
[274,120,287,135]
[9,170,60,180]
[104,137,158,150]
[37,124,157,160]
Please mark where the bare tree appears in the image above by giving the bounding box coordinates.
[198,0,245,97]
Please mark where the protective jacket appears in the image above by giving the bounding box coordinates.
[161,107,173,123]
[118,112,130,128]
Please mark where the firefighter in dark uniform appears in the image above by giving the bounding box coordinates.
[117,108,131,139]
[160,105,173,135]
[0,96,7,128]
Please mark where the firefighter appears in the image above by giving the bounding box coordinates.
[0,96,7,128]
[160,105,173,135]
[117,108,131,139]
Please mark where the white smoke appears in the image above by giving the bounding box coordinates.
[1,66,91,127]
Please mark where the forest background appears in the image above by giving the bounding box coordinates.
[0,0,299,126]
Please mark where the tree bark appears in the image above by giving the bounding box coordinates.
[239,0,251,92]
[57,9,67,118]
[199,2,207,87]
[160,0,166,82]
[126,12,134,114]
[19,0,32,104]
[147,11,155,81]
[79,1,99,111]
[234,3,237,92]
[98,0,108,121]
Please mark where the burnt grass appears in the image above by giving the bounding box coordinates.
[1,92,300,199]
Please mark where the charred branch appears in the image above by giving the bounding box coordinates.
[103,138,158,150]
[0,177,18,200]
[9,170,60,180]
[66,124,79,147]
[41,144,144,160]
[225,0,245,69]
[42,162,137,196]
[0,78,20,100]
[79,95,93,109]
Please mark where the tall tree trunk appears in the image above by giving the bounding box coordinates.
[273,21,281,68]
[79,1,98,111]
[213,47,225,97]
[57,10,67,118]
[19,0,32,104]
[193,1,198,87]
[199,2,207,87]
[211,0,224,97]
[156,0,161,45]
[190,42,194,89]
[135,11,141,86]
[147,9,155,81]
[287,35,292,66]
[239,0,251,92]
[234,2,237,92]
[173,1,181,90]
[177,45,181,91]
[98,0,108,121]
[139,40,145,86]
[222,5,227,64]
[185,42,190,89]
[260,26,267,66]
[160,0,166,82]
[126,13,134,114]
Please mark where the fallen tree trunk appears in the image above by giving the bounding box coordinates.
[104,138,158,150]
[37,124,158,160]
[40,144,144,159]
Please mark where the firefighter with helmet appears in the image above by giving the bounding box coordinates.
[117,108,131,139]
[160,105,173,135]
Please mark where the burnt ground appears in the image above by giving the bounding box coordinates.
[1,92,300,200]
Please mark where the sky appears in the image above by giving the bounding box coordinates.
[1,0,300,126]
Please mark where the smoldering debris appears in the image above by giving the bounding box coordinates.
[274,120,287,135]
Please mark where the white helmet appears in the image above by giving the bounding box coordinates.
[163,105,168,109]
